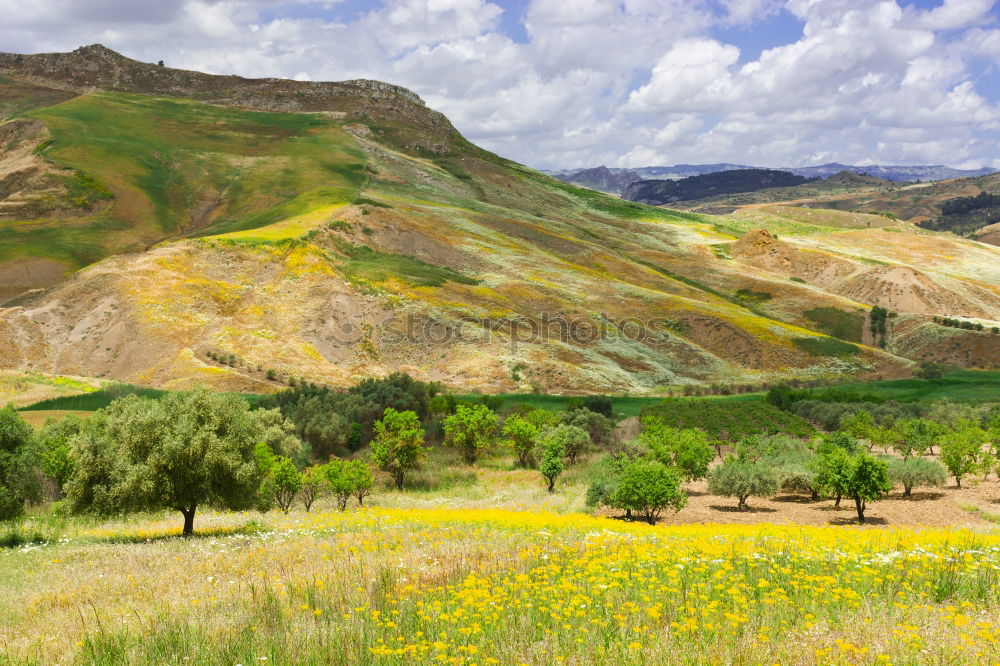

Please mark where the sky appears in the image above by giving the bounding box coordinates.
[3,0,1000,170]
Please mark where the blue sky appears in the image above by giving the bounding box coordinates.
[3,0,1000,169]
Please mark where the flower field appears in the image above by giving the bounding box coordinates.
[3,508,1000,664]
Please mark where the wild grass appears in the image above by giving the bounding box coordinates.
[826,368,1000,403]
[791,336,860,357]
[2,504,998,665]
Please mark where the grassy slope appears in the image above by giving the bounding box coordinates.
[1,93,366,269]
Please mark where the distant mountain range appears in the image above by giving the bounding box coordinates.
[546,163,997,194]
[621,169,814,206]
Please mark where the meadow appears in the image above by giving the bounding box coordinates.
[2,505,999,664]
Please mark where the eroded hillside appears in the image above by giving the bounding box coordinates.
[1,46,997,392]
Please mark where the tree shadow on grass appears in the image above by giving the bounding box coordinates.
[827,515,888,526]
[708,504,777,513]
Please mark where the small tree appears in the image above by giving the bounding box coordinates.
[841,411,875,449]
[345,460,374,506]
[370,408,425,490]
[299,465,326,511]
[502,414,540,468]
[641,419,714,482]
[707,458,778,510]
[443,404,498,464]
[266,456,302,513]
[538,424,590,466]
[844,452,892,523]
[324,460,354,511]
[0,405,39,522]
[538,432,566,492]
[65,390,300,536]
[939,422,987,488]
[893,418,942,457]
[814,446,853,507]
[35,415,82,498]
[888,457,947,498]
[562,408,613,448]
[610,459,686,524]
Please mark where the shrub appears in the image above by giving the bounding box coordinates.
[0,405,39,522]
[502,414,540,468]
[561,408,613,448]
[370,408,425,490]
[888,457,947,498]
[65,390,301,535]
[444,404,498,464]
[708,458,779,510]
[35,415,82,498]
[610,460,686,524]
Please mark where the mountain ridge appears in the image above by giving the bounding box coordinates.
[1,46,998,393]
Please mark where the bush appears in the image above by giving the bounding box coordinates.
[0,405,39,522]
[35,415,82,498]
[708,458,779,510]
[259,372,435,459]
[888,457,947,498]
[443,404,498,464]
[610,460,686,524]
[561,408,613,448]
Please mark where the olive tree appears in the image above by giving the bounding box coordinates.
[707,458,779,510]
[888,457,947,498]
[610,459,686,524]
[370,408,425,490]
[65,389,300,536]
[443,404,498,464]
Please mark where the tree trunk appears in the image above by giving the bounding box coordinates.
[625,508,632,520]
[904,484,912,498]
[834,494,841,508]
[810,488,819,501]
[547,477,555,493]
[646,512,656,525]
[395,471,404,491]
[181,506,196,536]
[738,496,748,511]
[956,477,962,489]
[854,496,865,523]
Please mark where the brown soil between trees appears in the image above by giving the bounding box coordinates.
[621,477,1000,528]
